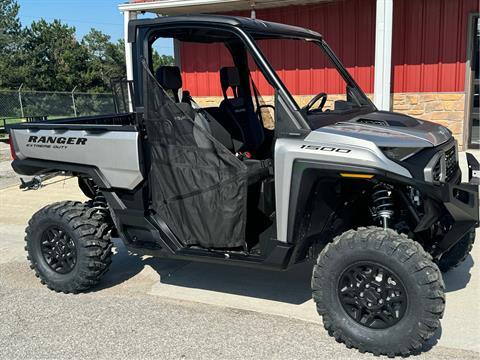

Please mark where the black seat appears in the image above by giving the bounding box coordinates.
[155,65,239,151]
[151,66,271,197]
[219,67,264,152]
[154,66,270,180]
[155,66,183,103]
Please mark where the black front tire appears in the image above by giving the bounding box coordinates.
[437,231,475,272]
[312,227,445,357]
[25,201,113,293]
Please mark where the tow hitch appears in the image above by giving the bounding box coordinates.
[20,172,63,190]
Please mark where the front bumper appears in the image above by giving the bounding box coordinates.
[422,152,479,258]
[431,184,478,258]
[467,152,480,185]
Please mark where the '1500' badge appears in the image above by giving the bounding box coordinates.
[300,144,351,153]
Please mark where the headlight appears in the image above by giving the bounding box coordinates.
[380,147,421,161]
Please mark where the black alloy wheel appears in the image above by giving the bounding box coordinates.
[40,226,77,274]
[338,262,407,329]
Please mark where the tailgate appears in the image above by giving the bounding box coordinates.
[9,125,143,189]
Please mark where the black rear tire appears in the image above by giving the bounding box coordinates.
[437,231,475,272]
[312,227,445,357]
[25,201,113,293]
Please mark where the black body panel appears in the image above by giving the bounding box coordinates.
[11,159,111,189]
[402,137,459,181]
[288,158,479,263]
[351,111,421,127]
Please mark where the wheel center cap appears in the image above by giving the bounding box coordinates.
[53,243,63,255]
[364,289,380,304]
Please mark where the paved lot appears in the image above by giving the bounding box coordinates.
[0,143,19,190]
[0,151,479,359]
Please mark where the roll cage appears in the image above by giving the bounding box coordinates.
[127,15,376,135]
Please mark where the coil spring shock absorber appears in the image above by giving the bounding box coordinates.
[90,191,111,218]
[372,183,394,230]
[92,192,106,207]
[79,177,110,216]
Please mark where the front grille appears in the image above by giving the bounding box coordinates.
[432,159,442,182]
[444,144,458,182]
[424,141,458,183]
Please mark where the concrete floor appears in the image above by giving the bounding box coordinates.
[0,151,479,359]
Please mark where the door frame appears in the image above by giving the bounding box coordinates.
[464,12,479,149]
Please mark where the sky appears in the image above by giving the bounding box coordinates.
[17,0,174,55]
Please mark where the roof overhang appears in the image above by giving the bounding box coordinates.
[118,0,334,15]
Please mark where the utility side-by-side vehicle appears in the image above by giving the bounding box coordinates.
[7,15,479,356]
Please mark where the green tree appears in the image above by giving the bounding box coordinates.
[0,0,24,88]
[22,19,89,91]
[82,29,125,92]
[0,1,129,93]
[0,0,21,47]
[152,51,174,70]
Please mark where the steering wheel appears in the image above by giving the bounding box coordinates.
[303,92,327,113]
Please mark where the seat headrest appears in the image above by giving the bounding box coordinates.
[155,66,182,90]
[220,67,241,89]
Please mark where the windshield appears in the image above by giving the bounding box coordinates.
[253,37,376,129]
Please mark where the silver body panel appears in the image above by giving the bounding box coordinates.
[320,119,451,148]
[274,132,413,244]
[274,112,455,243]
[11,127,143,189]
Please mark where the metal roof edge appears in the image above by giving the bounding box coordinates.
[118,0,240,12]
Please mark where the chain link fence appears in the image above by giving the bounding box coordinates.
[0,88,117,129]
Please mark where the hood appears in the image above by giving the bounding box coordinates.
[315,111,452,148]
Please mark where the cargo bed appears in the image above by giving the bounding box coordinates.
[8,112,142,189]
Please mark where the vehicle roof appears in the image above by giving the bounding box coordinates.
[128,14,322,42]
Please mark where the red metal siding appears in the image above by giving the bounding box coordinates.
[180,42,234,97]
[180,0,376,96]
[179,0,479,96]
[392,0,479,93]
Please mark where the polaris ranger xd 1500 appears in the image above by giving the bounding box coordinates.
[7,15,480,357]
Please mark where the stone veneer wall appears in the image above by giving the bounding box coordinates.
[192,92,466,147]
[391,93,466,147]
[193,95,348,109]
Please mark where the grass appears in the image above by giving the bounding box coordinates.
[0,116,67,127]
[1,118,25,125]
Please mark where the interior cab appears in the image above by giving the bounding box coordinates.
[128,15,376,253]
